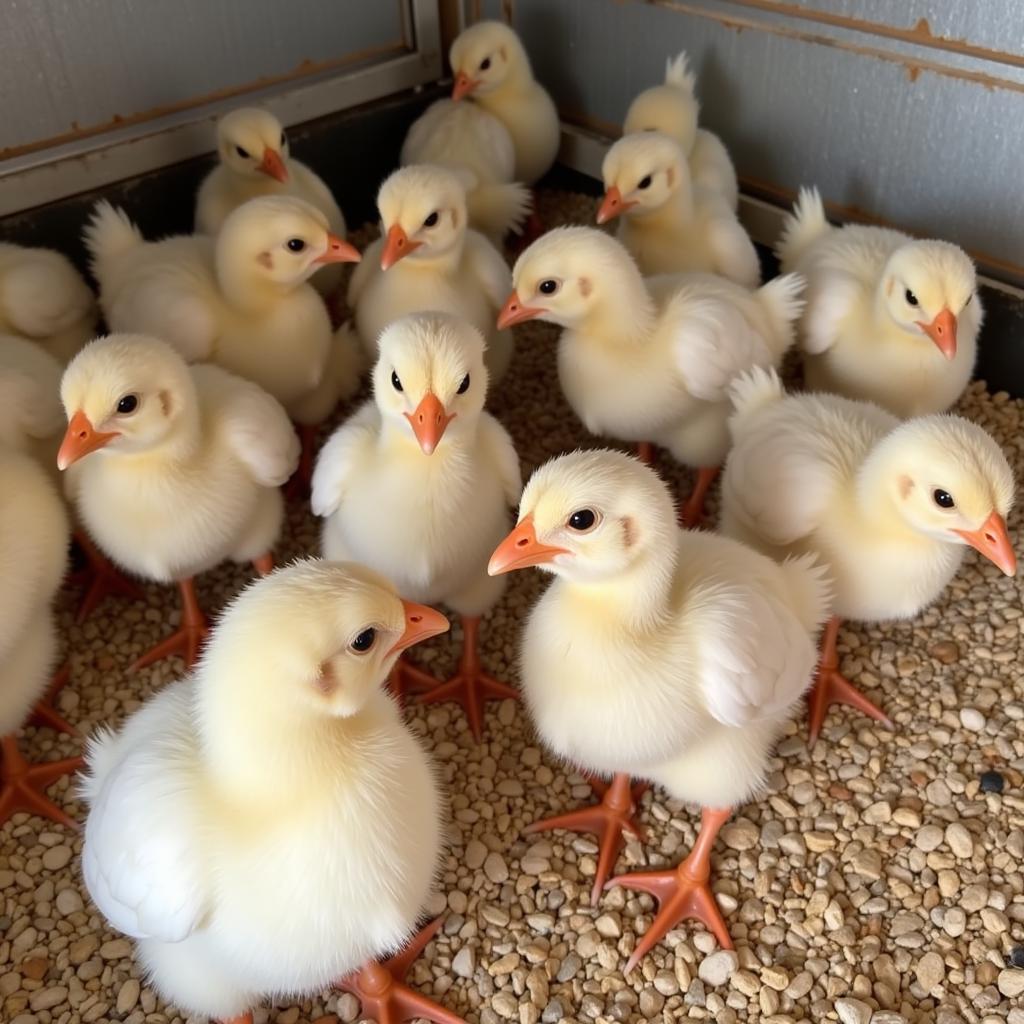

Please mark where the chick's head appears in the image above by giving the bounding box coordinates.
[450,20,530,100]
[373,312,488,455]
[599,131,688,224]
[881,241,978,359]
[376,165,468,269]
[489,448,676,583]
[216,107,290,183]
[57,333,195,468]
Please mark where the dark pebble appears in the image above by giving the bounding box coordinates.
[1007,946,1024,969]
[980,770,1005,794]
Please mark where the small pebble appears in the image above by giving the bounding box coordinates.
[980,770,1005,793]
[960,707,985,732]
[698,950,739,987]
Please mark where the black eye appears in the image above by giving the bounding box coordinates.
[423,211,439,228]
[350,627,376,653]
[933,489,955,509]
[539,279,558,295]
[480,57,491,71]
[116,394,138,415]
[568,509,596,531]
[905,289,919,307]
[286,238,306,253]
[457,374,470,394]
[391,370,403,392]
[236,145,250,159]
[638,175,653,190]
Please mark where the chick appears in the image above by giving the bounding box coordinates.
[777,187,981,417]
[313,313,521,740]
[349,165,515,383]
[449,20,559,186]
[499,227,802,525]
[598,131,759,285]
[623,52,739,211]
[81,559,459,1024]
[195,107,349,300]
[489,450,828,962]
[59,335,300,670]
[0,444,79,828]
[0,242,98,364]
[720,367,1016,745]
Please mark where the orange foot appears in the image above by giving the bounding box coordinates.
[609,806,733,973]
[71,533,144,623]
[130,578,209,672]
[635,442,655,465]
[528,772,646,905]
[337,917,465,1024]
[284,424,319,501]
[30,665,77,737]
[0,735,82,830]
[388,657,442,706]
[679,466,720,530]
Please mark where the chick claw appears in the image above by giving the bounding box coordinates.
[388,658,442,706]
[29,664,78,737]
[0,736,82,831]
[70,532,145,623]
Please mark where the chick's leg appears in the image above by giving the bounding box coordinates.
[807,616,893,747]
[635,442,656,466]
[284,423,319,500]
[337,917,465,1024]
[388,658,442,706]
[29,664,77,737]
[527,772,647,906]
[130,578,209,672]
[0,735,82,830]
[215,1016,252,1024]
[418,615,519,743]
[70,530,144,623]
[608,806,734,973]
[679,466,719,529]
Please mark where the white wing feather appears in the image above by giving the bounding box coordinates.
[478,413,522,507]
[310,402,380,518]
[800,269,861,355]
[0,254,94,338]
[706,214,761,289]
[464,232,512,312]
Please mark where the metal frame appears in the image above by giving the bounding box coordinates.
[0,0,442,218]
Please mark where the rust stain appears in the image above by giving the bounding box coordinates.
[906,65,921,84]
[501,0,515,25]
[0,42,406,162]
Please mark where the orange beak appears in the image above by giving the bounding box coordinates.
[381,224,422,270]
[257,148,289,184]
[405,393,455,454]
[916,307,957,360]
[452,71,480,101]
[596,185,636,225]
[954,511,1016,577]
[314,233,361,265]
[388,599,450,655]
[488,514,569,576]
[497,290,546,330]
[57,410,119,470]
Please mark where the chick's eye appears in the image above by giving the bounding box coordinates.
[905,288,919,307]
[637,175,653,190]
[423,211,439,228]
[235,145,250,159]
[457,374,470,394]
[539,279,559,296]
[350,627,376,653]
[568,508,597,531]
[480,57,491,71]
[116,394,138,415]
[391,370,403,392]
[286,238,306,253]
[933,488,955,509]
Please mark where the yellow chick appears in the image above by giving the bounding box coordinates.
[499,227,802,525]
[0,444,78,828]
[349,164,515,383]
[58,335,300,671]
[449,20,559,185]
[0,242,97,364]
[81,559,459,1024]
[489,449,828,964]
[623,52,739,211]
[598,131,759,285]
[720,367,1016,745]
[313,312,521,740]
[777,187,981,417]
[195,107,349,300]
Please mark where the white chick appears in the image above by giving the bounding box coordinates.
[401,99,532,244]
[449,20,560,186]
[81,559,458,1024]
[720,367,1016,745]
[499,227,802,525]
[623,52,739,211]
[598,131,759,285]
[489,449,828,964]
[195,107,349,300]
[349,165,515,383]
[313,312,521,741]
[0,444,79,828]
[85,196,360,478]
[58,334,299,671]
[777,187,981,417]
[0,242,97,364]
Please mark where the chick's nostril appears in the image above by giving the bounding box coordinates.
[78,431,87,439]
[516,537,529,548]
[409,614,422,624]
[986,532,997,544]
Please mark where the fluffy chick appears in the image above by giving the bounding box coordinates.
[0,334,65,474]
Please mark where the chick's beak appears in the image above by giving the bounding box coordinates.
[452,71,480,101]
[405,392,455,455]
[954,511,1016,576]
[389,600,450,655]
[381,224,422,270]
[917,307,957,360]
[596,185,636,225]
[488,514,569,576]
[315,233,361,265]
[57,410,119,470]
[257,148,289,184]
[497,291,545,330]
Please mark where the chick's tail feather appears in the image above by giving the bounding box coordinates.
[778,552,833,636]
[466,181,533,239]
[664,51,697,95]
[754,272,805,356]
[776,186,829,269]
[84,200,143,283]
[727,365,784,441]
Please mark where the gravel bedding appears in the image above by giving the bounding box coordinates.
[2,189,1024,1024]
